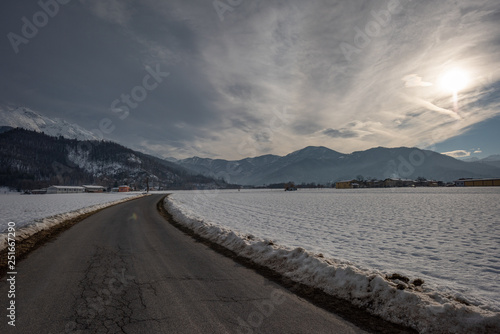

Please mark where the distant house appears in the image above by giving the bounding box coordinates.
[47,186,85,194]
[366,180,384,188]
[383,178,400,187]
[31,188,47,194]
[382,178,416,187]
[336,180,357,189]
[83,185,105,193]
[284,182,297,191]
[118,185,130,192]
[456,178,500,187]
[401,179,416,187]
[427,181,439,187]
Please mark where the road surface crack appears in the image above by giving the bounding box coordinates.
[65,246,137,333]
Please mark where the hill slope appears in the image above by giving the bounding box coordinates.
[0,128,218,190]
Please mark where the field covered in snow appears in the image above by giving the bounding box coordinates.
[166,188,500,333]
[0,192,146,249]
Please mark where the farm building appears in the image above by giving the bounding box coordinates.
[455,178,500,187]
[119,185,130,192]
[383,178,416,187]
[83,185,105,193]
[46,186,85,194]
[336,180,358,189]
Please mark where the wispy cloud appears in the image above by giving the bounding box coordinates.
[323,128,358,139]
[175,0,500,158]
[402,74,433,88]
[83,0,133,25]
[1,0,499,159]
[442,150,471,158]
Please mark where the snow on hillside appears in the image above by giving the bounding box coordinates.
[67,148,132,176]
[65,148,161,182]
[482,155,500,162]
[0,192,146,250]
[165,188,500,333]
[0,106,99,141]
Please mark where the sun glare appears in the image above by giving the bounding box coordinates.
[439,68,469,93]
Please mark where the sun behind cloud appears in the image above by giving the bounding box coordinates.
[439,68,469,93]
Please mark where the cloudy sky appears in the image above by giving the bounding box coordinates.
[1,0,499,160]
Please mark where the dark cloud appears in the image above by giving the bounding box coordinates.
[252,131,272,143]
[1,0,499,158]
[226,83,256,100]
[323,128,358,138]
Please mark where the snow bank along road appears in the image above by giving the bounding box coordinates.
[166,189,500,333]
[0,194,413,333]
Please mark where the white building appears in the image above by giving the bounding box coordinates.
[46,186,85,194]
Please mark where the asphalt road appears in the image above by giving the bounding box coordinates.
[1,194,378,333]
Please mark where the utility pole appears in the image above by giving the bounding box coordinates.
[146,177,149,193]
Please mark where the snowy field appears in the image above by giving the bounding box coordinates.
[166,188,500,333]
[0,192,146,249]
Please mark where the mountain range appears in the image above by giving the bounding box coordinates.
[1,107,499,187]
[175,146,500,185]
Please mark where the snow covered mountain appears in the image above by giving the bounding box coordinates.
[466,154,500,169]
[481,154,500,162]
[178,146,500,185]
[462,157,480,162]
[0,106,99,141]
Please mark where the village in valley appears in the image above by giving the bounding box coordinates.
[21,176,500,195]
[255,176,500,191]
[334,177,500,189]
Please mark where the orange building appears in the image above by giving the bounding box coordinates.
[118,185,130,192]
[336,180,359,189]
[463,178,500,187]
